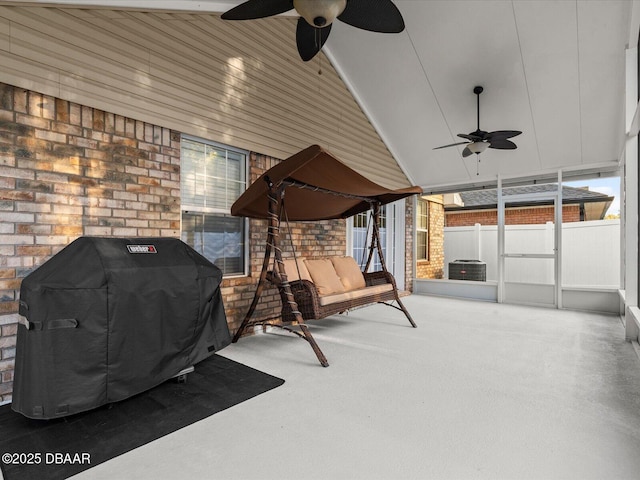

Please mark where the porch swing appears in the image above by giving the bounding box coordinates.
[230,145,423,367]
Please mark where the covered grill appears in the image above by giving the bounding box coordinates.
[12,237,231,419]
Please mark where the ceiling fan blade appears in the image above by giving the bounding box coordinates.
[296,18,332,61]
[457,133,483,141]
[488,139,518,150]
[338,0,405,33]
[462,147,473,158]
[486,130,522,140]
[433,141,470,150]
[221,0,293,20]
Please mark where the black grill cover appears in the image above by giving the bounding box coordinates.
[12,237,231,419]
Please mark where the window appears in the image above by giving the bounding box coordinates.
[180,136,247,276]
[352,211,368,266]
[416,198,428,261]
[350,207,388,272]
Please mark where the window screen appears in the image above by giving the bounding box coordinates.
[180,137,247,276]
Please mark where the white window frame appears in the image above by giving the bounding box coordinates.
[416,198,429,261]
[180,135,249,277]
[346,200,406,290]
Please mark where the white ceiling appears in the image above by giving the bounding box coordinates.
[324,0,632,191]
[8,0,635,191]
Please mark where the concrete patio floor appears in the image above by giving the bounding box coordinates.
[71,294,640,480]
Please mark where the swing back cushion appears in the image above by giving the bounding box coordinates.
[282,257,367,295]
[282,258,313,282]
[330,256,366,291]
[304,259,346,295]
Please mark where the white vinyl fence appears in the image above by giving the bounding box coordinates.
[444,220,620,288]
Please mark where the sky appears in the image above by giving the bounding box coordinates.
[565,176,621,217]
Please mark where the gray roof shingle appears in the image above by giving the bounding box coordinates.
[455,184,613,208]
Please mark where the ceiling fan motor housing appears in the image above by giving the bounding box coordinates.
[294,0,347,27]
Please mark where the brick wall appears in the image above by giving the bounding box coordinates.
[0,83,182,403]
[416,198,445,279]
[445,205,581,227]
[445,209,498,227]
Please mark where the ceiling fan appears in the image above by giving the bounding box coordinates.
[221,0,405,62]
[434,86,522,162]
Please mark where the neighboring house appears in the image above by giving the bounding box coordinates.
[415,185,615,281]
[444,184,614,227]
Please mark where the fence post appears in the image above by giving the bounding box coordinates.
[545,221,554,283]
[474,223,481,260]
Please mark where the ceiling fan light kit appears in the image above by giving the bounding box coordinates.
[221,0,405,61]
[466,142,489,154]
[293,0,347,27]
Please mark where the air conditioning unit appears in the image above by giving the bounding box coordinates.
[449,260,486,281]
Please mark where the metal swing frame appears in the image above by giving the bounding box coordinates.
[231,176,416,367]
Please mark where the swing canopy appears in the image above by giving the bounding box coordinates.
[231,145,423,221]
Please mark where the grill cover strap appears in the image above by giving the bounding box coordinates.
[48,318,78,329]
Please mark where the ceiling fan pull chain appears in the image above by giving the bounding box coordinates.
[315,28,322,75]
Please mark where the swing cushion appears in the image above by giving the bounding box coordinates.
[318,283,394,307]
[282,258,313,282]
[304,259,346,296]
[331,256,366,291]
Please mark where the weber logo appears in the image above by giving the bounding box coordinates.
[127,245,157,254]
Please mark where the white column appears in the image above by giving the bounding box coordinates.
[624,38,639,341]
[497,176,504,303]
[473,223,482,261]
[556,172,563,309]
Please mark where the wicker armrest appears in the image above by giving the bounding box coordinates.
[288,279,316,299]
[276,279,323,321]
[291,280,322,316]
[364,270,396,288]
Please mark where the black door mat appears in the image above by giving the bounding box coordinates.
[0,354,284,480]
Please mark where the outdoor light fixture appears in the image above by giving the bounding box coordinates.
[293,0,347,27]
[467,141,490,154]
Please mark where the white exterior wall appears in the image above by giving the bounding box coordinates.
[624,1,640,342]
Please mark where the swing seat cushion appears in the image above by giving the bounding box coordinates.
[317,283,393,307]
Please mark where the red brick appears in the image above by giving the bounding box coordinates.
[1,324,17,336]
[0,336,16,349]
[16,245,52,256]
[0,302,18,314]
[0,269,15,279]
